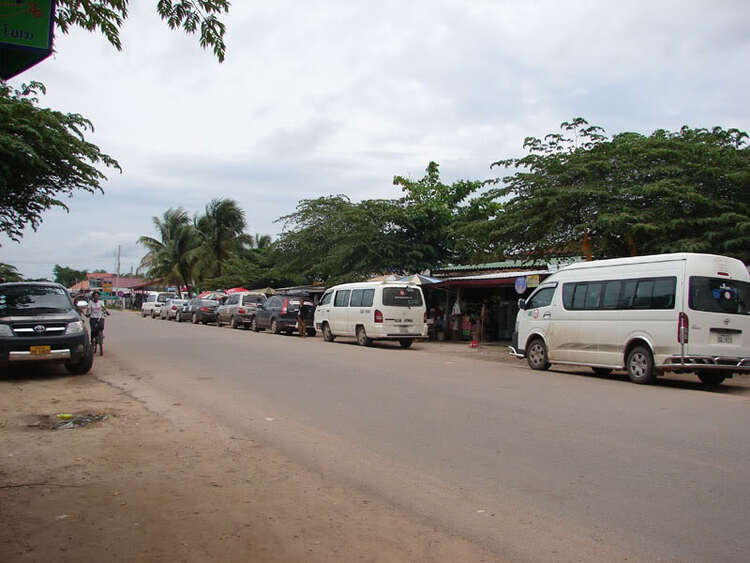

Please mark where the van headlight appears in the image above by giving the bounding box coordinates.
[0,325,13,337]
[65,321,85,335]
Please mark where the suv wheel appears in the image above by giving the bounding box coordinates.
[65,348,94,375]
[271,319,280,334]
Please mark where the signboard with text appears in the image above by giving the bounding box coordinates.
[0,1,56,79]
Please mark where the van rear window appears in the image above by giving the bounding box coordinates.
[382,287,423,307]
[689,277,750,315]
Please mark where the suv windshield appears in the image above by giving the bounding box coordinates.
[0,286,71,316]
[689,276,750,315]
[382,287,423,307]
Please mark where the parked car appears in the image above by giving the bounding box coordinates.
[216,292,267,329]
[176,298,219,324]
[160,298,188,320]
[252,294,316,336]
[141,292,178,318]
[0,282,93,374]
[314,282,427,347]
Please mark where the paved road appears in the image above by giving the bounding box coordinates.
[104,311,750,562]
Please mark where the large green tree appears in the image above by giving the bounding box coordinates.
[53,264,88,288]
[138,207,199,291]
[193,198,250,278]
[489,118,750,262]
[0,82,120,243]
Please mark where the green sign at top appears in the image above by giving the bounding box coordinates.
[0,0,56,79]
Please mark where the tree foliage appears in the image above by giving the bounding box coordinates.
[138,207,198,291]
[53,264,88,287]
[55,0,231,62]
[0,262,23,282]
[489,118,750,262]
[193,198,250,278]
[0,82,120,243]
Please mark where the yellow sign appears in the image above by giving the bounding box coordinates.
[526,275,540,288]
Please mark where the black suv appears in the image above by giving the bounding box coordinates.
[0,282,93,375]
[252,293,316,336]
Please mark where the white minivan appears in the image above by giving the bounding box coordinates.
[511,253,750,385]
[314,281,428,348]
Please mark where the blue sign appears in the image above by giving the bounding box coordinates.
[514,276,527,294]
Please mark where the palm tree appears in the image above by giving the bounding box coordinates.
[194,198,249,277]
[138,208,198,292]
[0,262,22,282]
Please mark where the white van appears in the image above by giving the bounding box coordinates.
[510,253,750,385]
[314,281,428,348]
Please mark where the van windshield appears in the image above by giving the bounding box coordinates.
[383,287,423,307]
[689,276,750,315]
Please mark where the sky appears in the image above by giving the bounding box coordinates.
[3,0,750,279]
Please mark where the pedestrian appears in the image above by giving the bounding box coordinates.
[297,312,306,338]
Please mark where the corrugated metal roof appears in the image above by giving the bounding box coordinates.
[444,269,550,282]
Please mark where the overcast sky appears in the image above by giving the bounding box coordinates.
[3,0,750,279]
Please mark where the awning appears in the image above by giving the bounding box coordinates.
[435,270,551,288]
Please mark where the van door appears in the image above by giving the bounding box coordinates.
[519,284,557,357]
[348,288,375,336]
[332,289,351,334]
[379,286,425,337]
[686,275,750,361]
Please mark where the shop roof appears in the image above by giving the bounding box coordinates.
[435,269,552,287]
[432,257,582,275]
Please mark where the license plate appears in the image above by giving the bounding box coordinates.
[717,334,733,344]
[30,345,51,356]
[399,325,409,333]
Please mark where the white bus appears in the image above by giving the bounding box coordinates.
[510,253,750,385]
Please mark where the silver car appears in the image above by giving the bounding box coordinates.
[160,298,188,320]
[215,292,267,329]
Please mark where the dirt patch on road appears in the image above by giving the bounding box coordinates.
[0,367,498,562]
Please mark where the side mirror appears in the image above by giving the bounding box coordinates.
[517,298,527,310]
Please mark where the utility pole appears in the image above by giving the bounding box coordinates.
[115,245,121,307]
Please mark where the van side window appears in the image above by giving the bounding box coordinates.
[334,290,351,307]
[527,287,555,309]
[319,292,332,306]
[361,289,375,307]
[563,277,676,310]
[350,289,363,307]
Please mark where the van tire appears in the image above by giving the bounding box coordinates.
[627,345,655,384]
[526,338,550,370]
[356,326,371,346]
[399,339,413,349]
[322,323,335,342]
[697,371,727,386]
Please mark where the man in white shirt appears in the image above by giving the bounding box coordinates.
[85,291,108,342]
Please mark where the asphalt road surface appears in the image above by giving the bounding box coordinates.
[104,311,750,562]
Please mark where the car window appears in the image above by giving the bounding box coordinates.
[527,286,555,309]
[350,289,364,307]
[334,290,351,307]
[147,294,156,302]
[361,289,375,307]
[382,287,423,307]
[319,291,332,306]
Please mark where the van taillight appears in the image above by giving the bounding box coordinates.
[238,308,246,314]
[678,312,689,344]
[424,311,427,323]
[281,299,288,315]
[374,309,383,323]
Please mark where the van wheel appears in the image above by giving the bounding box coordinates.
[526,338,550,370]
[356,326,371,346]
[627,346,655,384]
[697,371,727,386]
[322,323,335,342]
[592,367,612,376]
[399,339,413,349]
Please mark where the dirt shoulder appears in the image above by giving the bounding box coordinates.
[0,363,497,563]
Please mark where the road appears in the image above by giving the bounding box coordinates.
[103,311,750,562]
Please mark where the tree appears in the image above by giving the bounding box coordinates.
[55,0,231,62]
[0,82,120,243]
[489,119,750,262]
[138,207,199,291]
[193,198,249,278]
[53,264,88,288]
[0,262,23,282]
